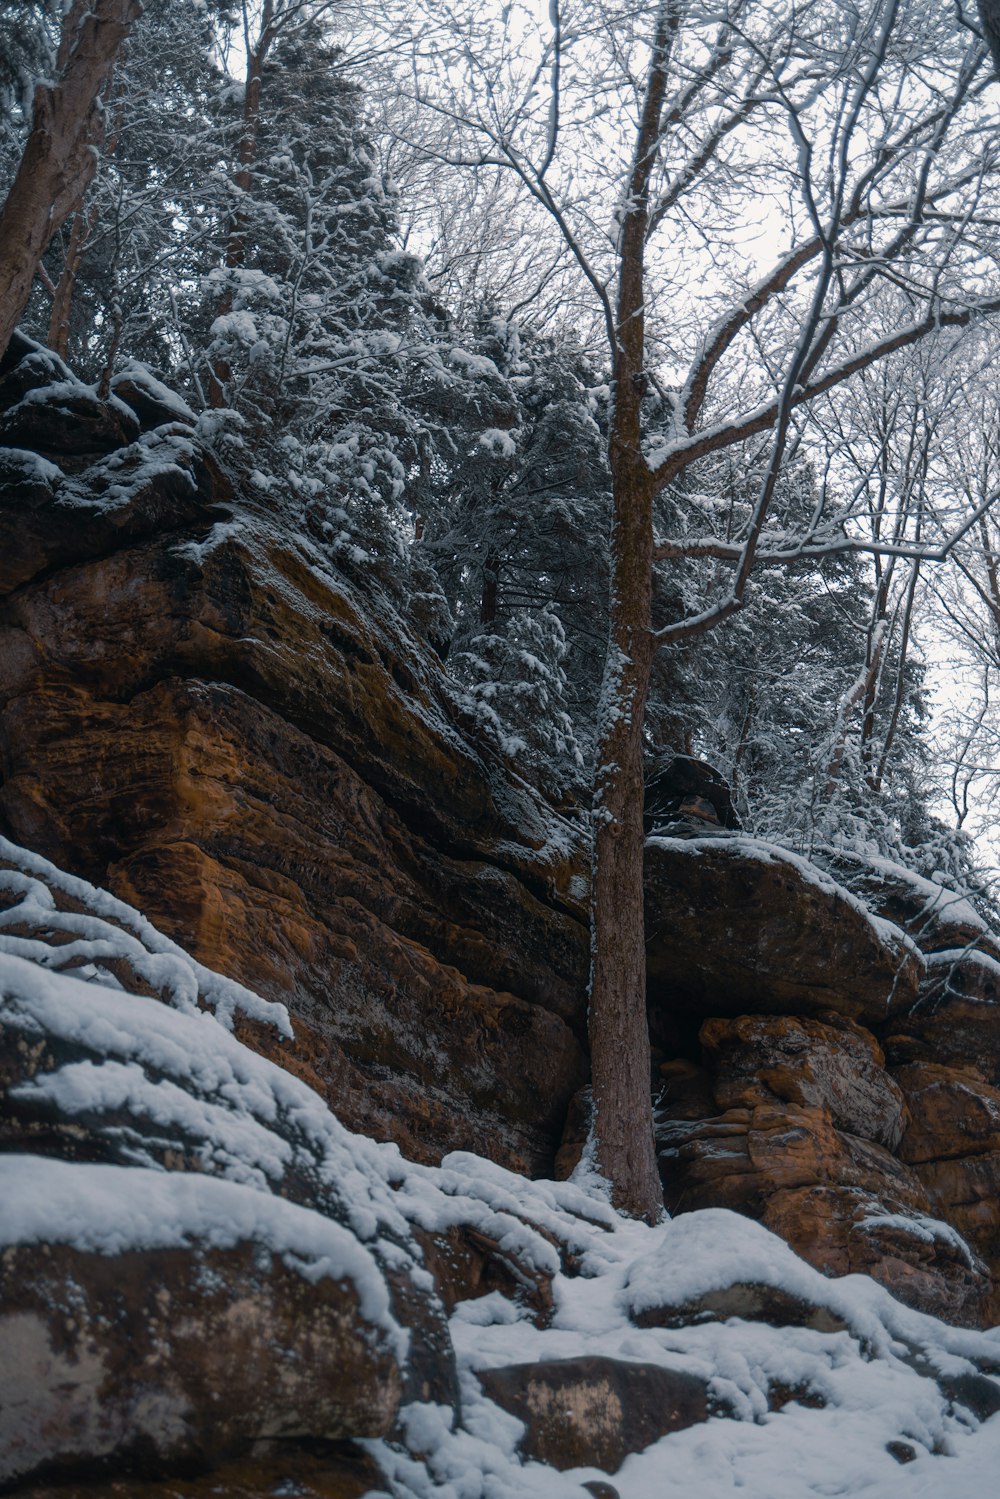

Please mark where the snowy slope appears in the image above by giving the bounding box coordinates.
[1,836,1000,1496]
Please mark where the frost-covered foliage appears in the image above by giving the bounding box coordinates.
[0,1,59,130]
[644,447,959,872]
[452,606,584,792]
[197,23,444,588]
[419,316,611,784]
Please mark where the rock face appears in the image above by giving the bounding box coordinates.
[644,837,921,1038]
[638,837,1000,1327]
[4,333,1000,1340]
[0,333,589,1177]
[700,1013,908,1150]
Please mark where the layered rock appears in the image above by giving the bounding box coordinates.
[654,1012,990,1326]
[0,333,588,1176]
[893,1061,1000,1322]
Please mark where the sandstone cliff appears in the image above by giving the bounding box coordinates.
[3,334,1000,1493]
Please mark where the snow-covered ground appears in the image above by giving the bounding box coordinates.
[2,835,1000,1496]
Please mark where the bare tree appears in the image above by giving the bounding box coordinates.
[397,0,1000,1220]
[0,0,142,360]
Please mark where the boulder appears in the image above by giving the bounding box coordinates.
[416,1220,555,1327]
[761,1186,987,1327]
[110,363,198,431]
[0,1233,401,1490]
[0,334,140,456]
[631,1279,848,1335]
[0,429,224,594]
[477,1356,714,1472]
[700,1013,908,1150]
[644,837,921,1034]
[644,753,739,834]
[811,846,1000,960]
[14,1442,384,1499]
[0,924,459,1422]
[894,1062,1000,1166]
[890,1064,1000,1319]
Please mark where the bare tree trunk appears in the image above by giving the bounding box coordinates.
[46,199,97,359]
[589,445,661,1222]
[587,2,677,1225]
[0,0,141,362]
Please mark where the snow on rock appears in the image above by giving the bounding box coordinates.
[811,844,1000,956]
[644,833,923,1031]
[110,360,198,428]
[0,836,291,1034]
[3,832,1000,1495]
[0,1153,401,1346]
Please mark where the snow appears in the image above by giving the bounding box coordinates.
[111,361,197,423]
[0,445,62,483]
[3,833,1000,1496]
[479,427,517,457]
[924,947,1000,991]
[368,1205,1000,1498]
[815,846,994,943]
[0,837,291,1034]
[0,1154,404,1353]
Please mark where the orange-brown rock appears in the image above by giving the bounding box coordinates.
[0,500,589,1172]
[761,1186,987,1327]
[894,1062,1000,1166]
[701,1013,908,1150]
[644,837,921,1036]
[893,1061,1000,1320]
[657,1099,988,1322]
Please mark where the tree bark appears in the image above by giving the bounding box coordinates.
[589,444,661,1221]
[0,0,141,362]
[46,199,97,359]
[587,2,677,1224]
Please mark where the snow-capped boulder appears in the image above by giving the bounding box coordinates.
[0,847,468,1483]
[812,846,1000,960]
[656,1092,989,1325]
[0,1167,403,1488]
[644,836,922,1035]
[0,331,141,456]
[110,361,198,432]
